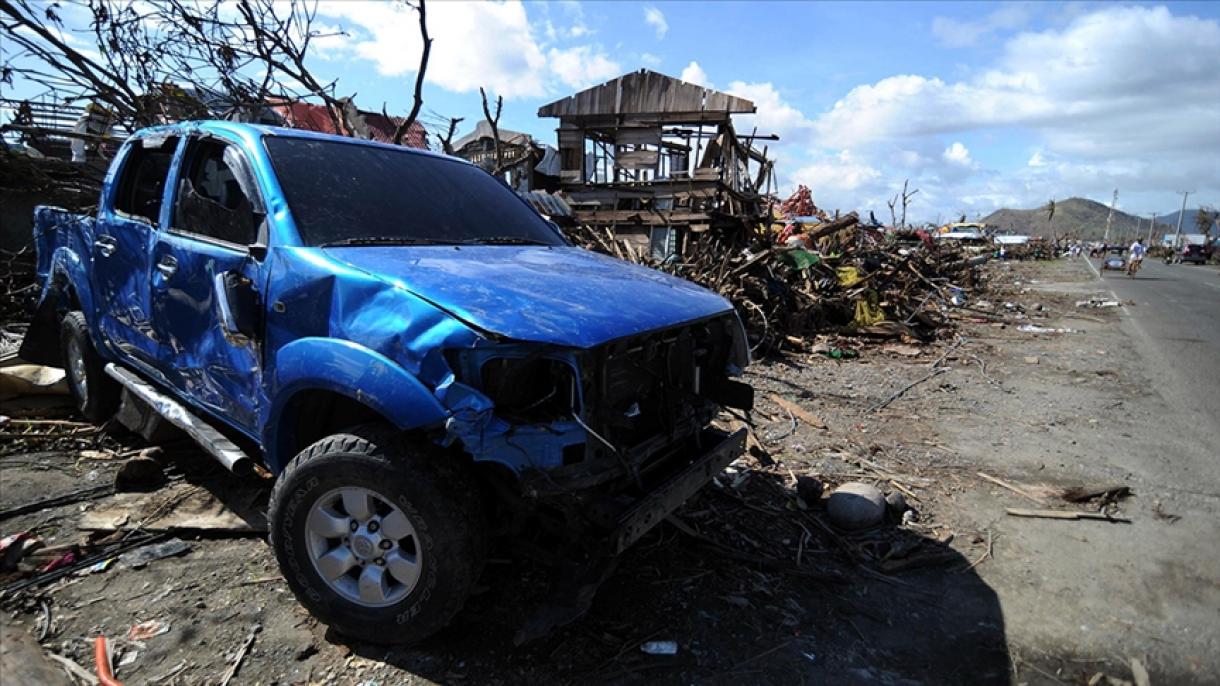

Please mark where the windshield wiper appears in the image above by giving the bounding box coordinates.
[461,236,552,246]
[320,236,458,247]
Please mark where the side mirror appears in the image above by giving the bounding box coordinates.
[247,242,268,262]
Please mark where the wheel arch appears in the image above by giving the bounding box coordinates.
[265,338,450,472]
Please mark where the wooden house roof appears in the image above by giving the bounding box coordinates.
[538,69,756,119]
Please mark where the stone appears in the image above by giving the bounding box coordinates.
[884,490,907,515]
[826,482,886,530]
[796,476,823,506]
[1023,356,1040,365]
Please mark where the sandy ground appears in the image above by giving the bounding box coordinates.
[1,258,1216,685]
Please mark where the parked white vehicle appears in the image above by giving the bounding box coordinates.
[993,234,1031,246]
[937,223,986,242]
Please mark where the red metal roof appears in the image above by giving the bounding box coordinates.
[267,100,428,149]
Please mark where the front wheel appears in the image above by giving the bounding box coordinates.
[267,424,486,644]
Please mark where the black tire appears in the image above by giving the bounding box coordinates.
[59,310,120,423]
[267,424,486,644]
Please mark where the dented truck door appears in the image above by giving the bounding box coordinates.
[148,134,266,431]
[92,135,180,364]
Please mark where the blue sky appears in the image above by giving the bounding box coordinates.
[5,1,1219,222]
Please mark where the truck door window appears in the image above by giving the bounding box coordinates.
[173,138,262,246]
[112,136,178,225]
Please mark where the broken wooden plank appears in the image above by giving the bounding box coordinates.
[977,471,1048,505]
[1005,508,1131,523]
[768,394,827,430]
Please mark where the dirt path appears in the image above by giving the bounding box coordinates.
[1,258,1214,685]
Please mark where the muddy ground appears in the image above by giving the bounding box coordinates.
[2,258,1216,685]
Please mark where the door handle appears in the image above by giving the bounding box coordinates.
[94,235,117,258]
[155,256,178,279]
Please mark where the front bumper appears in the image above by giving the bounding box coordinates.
[607,428,745,554]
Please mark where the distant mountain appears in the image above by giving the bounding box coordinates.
[1154,209,1216,235]
[981,197,1173,241]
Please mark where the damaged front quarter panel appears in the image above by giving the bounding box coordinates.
[262,246,592,475]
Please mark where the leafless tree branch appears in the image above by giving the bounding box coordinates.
[480,86,503,172]
[393,0,430,145]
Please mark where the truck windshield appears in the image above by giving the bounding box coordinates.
[263,137,565,247]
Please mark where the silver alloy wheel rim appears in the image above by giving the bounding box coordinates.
[306,486,422,608]
[66,336,88,405]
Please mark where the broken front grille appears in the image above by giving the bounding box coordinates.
[580,314,736,466]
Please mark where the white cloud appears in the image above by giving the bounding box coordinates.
[931,3,1033,48]
[943,141,973,166]
[16,24,82,46]
[312,0,629,99]
[792,151,882,193]
[815,6,1220,154]
[547,46,622,90]
[307,23,351,61]
[727,80,814,147]
[679,61,711,87]
[643,6,668,39]
[315,0,548,98]
[800,5,1220,213]
[640,52,662,67]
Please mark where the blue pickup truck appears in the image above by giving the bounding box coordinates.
[22,121,752,643]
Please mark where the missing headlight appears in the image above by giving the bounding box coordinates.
[480,357,578,424]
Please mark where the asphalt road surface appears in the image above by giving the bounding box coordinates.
[1088,255,1220,443]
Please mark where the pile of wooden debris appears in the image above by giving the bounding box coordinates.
[565,212,984,354]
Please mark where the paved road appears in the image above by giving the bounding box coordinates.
[1087,255,1220,441]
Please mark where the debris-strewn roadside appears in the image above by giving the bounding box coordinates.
[5,258,1202,686]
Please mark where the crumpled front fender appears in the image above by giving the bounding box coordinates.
[265,337,449,470]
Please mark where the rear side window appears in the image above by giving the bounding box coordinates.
[113,136,178,224]
[173,138,262,246]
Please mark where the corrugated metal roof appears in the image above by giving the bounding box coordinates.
[451,120,531,152]
[265,100,428,149]
[538,69,756,118]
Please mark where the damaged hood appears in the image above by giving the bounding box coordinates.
[324,245,734,348]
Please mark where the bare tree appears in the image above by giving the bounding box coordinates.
[439,116,463,155]
[1,0,354,133]
[887,179,918,228]
[479,86,503,172]
[392,0,430,146]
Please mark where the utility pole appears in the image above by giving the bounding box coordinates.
[1103,189,1118,245]
[1146,213,1156,245]
[1172,191,1191,250]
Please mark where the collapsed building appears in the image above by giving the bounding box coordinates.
[451,120,561,193]
[537,70,776,259]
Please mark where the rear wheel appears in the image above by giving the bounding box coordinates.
[59,311,119,423]
[268,424,486,644]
